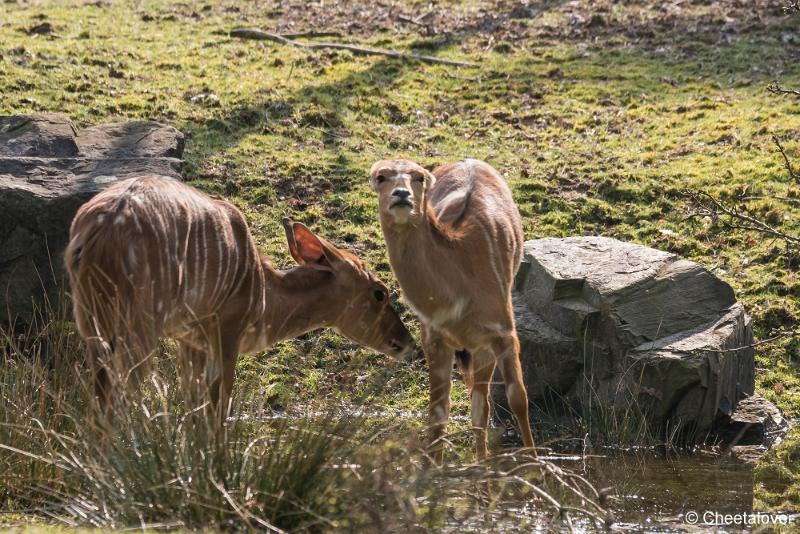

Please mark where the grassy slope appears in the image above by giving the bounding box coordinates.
[1,0,798,507]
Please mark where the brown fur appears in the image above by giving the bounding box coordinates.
[66,175,415,422]
[370,158,535,462]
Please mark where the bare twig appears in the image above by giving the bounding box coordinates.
[684,190,800,248]
[442,449,609,528]
[679,329,800,355]
[230,28,479,67]
[782,1,800,13]
[398,15,427,28]
[210,476,288,533]
[772,134,799,183]
[767,82,800,97]
[443,72,480,81]
[398,11,436,35]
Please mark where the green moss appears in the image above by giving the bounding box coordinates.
[756,428,800,510]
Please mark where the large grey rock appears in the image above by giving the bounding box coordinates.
[0,114,184,324]
[497,236,755,440]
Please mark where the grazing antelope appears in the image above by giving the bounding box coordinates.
[369,158,535,462]
[65,175,415,421]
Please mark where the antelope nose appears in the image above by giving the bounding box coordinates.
[392,189,411,200]
[391,339,418,361]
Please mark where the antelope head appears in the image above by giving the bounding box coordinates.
[369,159,436,226]
[282,218,416,360]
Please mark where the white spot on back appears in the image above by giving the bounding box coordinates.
[434,189,467,217]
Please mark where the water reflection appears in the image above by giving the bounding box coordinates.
[569,454,754,529]
[242,409,777,532]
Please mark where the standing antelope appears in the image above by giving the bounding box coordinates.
[65,175,415,420]
[369,158,535,462]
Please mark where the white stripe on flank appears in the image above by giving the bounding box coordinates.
[127,246,137,270]
[212,219,225,306]
[192,213,201,304]
[197,216,208,308]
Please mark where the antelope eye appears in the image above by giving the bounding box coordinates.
[376,174,387,184]
[374,289,386,302]
[413,174,424,182]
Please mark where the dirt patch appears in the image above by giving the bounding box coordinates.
[261,159,339,210]
[232,0,800,56]
[548,169,593,201]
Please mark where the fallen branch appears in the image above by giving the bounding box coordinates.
[279,31,342,39]
[740,195,800,205]
[229,27,479,67]
[767,82,800,97]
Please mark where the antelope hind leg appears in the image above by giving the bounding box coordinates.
[470,349,496,462]
[492,334,536,457]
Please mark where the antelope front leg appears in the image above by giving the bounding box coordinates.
[212,332,240,428]
[177,341,207,411]
[85,336,113,428]
[423,325,454,465]
[491,333,536,457]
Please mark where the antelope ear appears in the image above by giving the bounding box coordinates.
[283,218,340,269]
[368,161,386,192]
[317,236,347,264]
[424,169,437,189]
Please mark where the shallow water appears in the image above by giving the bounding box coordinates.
[456,452,796,532]
[558,453,758,531]
[243,410,795,531]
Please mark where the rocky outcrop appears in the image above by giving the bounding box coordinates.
[0,114,184,324]
[497,236,756,440]
[724,393,790,461]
